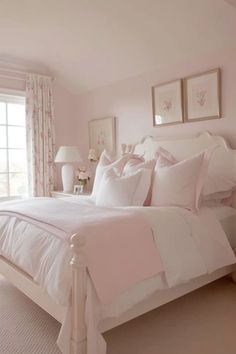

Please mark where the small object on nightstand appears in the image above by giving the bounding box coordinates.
[73,184,85,194]
[75,168,91,193]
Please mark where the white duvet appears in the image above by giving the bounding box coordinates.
[0,196,235,354]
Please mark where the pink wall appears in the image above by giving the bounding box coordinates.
[76,47,236,160]
[0,76,77,148]
[53,82,78,148]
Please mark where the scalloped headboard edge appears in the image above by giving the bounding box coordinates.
[131,131,236,208]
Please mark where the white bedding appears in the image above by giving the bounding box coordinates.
[211,206,236,249]
[0,196,235,354]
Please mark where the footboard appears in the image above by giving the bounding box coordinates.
[70,234,87,354]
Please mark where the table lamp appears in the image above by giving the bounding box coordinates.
[55,146,82,192]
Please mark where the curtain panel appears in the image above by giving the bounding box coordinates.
[26,74,56,197]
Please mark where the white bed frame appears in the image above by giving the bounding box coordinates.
[0,131,236,354]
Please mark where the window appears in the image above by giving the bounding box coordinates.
[0,92,28,197]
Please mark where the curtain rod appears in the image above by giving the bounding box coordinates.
[0,67,53,80]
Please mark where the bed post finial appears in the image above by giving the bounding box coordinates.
[70,234,87,354]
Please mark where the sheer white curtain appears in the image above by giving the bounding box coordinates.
[26,74,56,196]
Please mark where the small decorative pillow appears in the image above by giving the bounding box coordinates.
[92,150,132,198]
[96,168,152,207]
[151,150,210,212]
[155,146,178,167]
[123,157,156,174]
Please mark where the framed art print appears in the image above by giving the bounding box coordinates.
[184,68,221,122]
[88,117,116,158]
[152,79,183,127]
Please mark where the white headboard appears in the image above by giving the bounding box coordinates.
[131,131,236,207]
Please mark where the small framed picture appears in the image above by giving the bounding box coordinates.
[152,79,184,127]
[184,68,221,122]
[89,117,116,158]
[73,185,80,195]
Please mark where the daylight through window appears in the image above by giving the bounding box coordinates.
[0,93,28,197]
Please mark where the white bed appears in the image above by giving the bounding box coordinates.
[0,131,236,354]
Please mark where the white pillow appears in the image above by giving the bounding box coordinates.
[154,146,233,204]
[203,176,236,201]
[92,150,131,198]
[123,156,156,206]
[96,168,152,207]
[151,151,209,212]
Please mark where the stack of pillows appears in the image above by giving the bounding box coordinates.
[91,148,236,212]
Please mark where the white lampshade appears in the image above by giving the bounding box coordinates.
[55,146,82,163]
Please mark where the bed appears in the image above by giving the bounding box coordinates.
[0,131,236,354]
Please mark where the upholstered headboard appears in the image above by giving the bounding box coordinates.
[130,131,236,207]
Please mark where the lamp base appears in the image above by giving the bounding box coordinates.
[61,163,74,193]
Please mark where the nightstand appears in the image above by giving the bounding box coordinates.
[51,191,91,198]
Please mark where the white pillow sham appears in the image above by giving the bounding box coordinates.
[151,150,209,212]
[123,156,156,206]
[92,150,131,198]
[96,168,152,207]
[153,147,236,203]
[203,176,236,201]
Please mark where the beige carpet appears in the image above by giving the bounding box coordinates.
[1,276,236,354]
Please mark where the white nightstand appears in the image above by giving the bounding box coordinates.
[51,191,91,198]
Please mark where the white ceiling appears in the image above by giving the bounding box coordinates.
[0,0,235,94]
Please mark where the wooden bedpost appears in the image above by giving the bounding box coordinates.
[70,234,87,354]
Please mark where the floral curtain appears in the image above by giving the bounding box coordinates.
[26,74,56,197]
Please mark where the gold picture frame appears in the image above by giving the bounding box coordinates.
[183,68,221,122]
[88,117,116,158]
[152,79,184,127]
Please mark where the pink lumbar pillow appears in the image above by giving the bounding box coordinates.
[155,146,178,167]
[92,150,132,198]
[151,149,210,212]
[96,168,152,207]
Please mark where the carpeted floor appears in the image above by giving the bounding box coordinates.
[1,276,236,354]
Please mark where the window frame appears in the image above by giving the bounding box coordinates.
[0,90,28,198]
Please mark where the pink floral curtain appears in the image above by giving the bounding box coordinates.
[26,74,56,197]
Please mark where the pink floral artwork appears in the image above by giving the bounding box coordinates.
[185,69,220,121]
[89,117,116,157]
[163,99,172,112]
[196,89,207,106]
[97,129,106,146]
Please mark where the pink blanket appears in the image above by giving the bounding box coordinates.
[0,198,164,304]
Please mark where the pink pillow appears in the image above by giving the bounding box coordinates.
[151,150,210,212]
[155,146,178,167]
[92,150,132,198]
